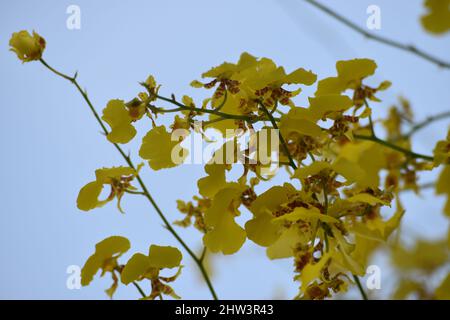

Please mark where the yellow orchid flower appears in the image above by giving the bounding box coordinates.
[121,245,183,300]
[139,125,189,170]
[77,165,142,213]
[316,59,390,107]
[81,236,131,298]
[203,184,247,254]
[193,52,316,113]
[433,129,450,166]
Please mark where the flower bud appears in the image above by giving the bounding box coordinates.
[9,30,46,62]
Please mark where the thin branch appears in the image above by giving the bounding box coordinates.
[259,102,298,170]
[214,90,228,112]
[402,111,450,139]
[365,100,376,137]
[201,117,229,126]
[156,94,263,123]
[199,247,207,263]
[354,134,434,161]
[352,274,368,300]
[125,190,146,196]
[40,59,218,300]
[322,180,330,253]
[304,0,450,69]
[132,281,146,298]
[354,99,435,161]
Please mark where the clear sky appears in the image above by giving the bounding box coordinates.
[1,0,449,299]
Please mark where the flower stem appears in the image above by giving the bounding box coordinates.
[156,94,258,122]
[132,281,146,298]
[352,274,368,300]
[354,99,435,162]
[199,247,207,263]
[259,102,298,170]
[40,59,218,300]
[354,134,434,161]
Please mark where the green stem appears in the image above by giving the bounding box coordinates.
[354,100,435,161]
[124,190,146,196]
[365,100,376,138]
[259,102,297,170]
[40,59,218,300]
[322,183,328,213]
[354,99,434,161]
[132,281,146,298]
[136,177,218,300]
[40,58,75,81]
[202,117,229,126]
[199,247,207,263]
[352,274,368,300]
[303,0,450,69]
[354,134,434,161]
[156,94,259,122]
[214,90,228,112]
[322,181,329,253]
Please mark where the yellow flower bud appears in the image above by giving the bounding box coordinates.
[9,30,46,62]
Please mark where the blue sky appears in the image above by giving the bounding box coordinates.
[1,0,449,299]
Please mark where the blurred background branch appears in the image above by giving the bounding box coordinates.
[304,0,450,69]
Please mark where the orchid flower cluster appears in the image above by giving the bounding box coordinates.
[10,26,450,300]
